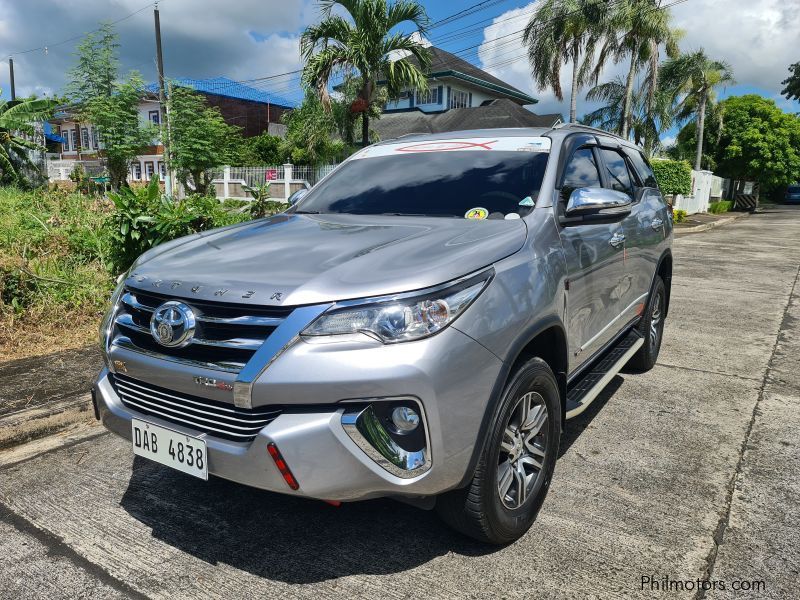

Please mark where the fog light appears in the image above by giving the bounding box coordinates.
[391,406,420,432]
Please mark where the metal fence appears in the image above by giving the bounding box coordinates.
[208,163,339,202]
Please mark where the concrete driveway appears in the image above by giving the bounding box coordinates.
[2,207,799,599]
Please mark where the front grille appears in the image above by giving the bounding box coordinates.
[111,287,293,372]
[111,373,281,442]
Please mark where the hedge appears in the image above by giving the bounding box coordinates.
[651,159,692,196]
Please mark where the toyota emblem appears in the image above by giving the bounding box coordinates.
[150,301,196,348]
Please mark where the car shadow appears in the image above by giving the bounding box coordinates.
[120,377,624,581]
[558,375,623,457]
[120,456,497,584]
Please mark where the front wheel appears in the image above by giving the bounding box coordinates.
[436,358,561,544]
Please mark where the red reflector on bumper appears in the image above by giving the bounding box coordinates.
[267,442,299,490]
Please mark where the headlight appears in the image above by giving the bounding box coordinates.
[302,270,492,343]
[99,274,127,351]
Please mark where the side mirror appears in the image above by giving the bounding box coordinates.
[565,187,631,219]
[288,188,309,206]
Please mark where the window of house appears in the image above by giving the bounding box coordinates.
[61,129,70,151]
[149,110,160,125]
[132,163,142,180]
[417,87,439,105]
[81,128,90,150]
[145,161,155,180]
[599,148,634,196]
[70,129,78,151]
[91,127,100,149]
[449,89,469,109]
[397,90,411,100]
[561,147,602,198]
[158,161,166,177]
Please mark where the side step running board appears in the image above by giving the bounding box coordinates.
[565,329,644,419]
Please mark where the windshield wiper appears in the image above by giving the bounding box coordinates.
[293,210,321,214]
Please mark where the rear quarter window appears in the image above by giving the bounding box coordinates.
[626,150,659,188]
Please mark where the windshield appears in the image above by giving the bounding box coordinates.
[789,186,800,193]
[293,150,549,219]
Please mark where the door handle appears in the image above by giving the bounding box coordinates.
[609,232,626,248]
[651,218,664,230]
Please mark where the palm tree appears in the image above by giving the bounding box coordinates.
[523,0,608,123]
[660,49,734,170]
[583,76,675,156]
[301,0,431,147]
[595,0,680,140]
[0,90,59,185]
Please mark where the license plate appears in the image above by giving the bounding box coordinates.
[131,419,208,480]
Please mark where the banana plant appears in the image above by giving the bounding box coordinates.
[0,89,59,185]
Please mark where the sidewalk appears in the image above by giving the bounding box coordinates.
[0,346,101,449]
[674,210,749,234]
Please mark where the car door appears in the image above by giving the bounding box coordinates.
[599,146,667,325]
[557,143,627,373]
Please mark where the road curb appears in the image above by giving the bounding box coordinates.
[0,393,94,451]
[674,211,749,234]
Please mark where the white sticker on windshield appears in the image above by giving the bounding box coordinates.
[351,136,552,159]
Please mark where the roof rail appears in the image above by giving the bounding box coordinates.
[552,122,618,137]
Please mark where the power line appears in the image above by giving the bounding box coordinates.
[6,0,161,58]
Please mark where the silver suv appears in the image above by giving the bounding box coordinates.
[94,125,672,544]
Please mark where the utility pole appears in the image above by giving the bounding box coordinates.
[9,58,16,101]
[154,2,173,196]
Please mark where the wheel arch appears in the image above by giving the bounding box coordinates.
[655,249,673,318]
[455,316,568,489]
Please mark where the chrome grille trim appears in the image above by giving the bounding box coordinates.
[111,288,291,373]
[111,374,281,441]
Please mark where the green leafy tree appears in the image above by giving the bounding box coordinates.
[782,62,800,102]
[665,100,724,169]
[167,85,242,195]
[281,90,345,165]
[301,0,431,146]
[524,0,608,123]
[66,24,154,189]
[660,49,734,170]
[235,132,285,165]
[711,95,800,193]
[0,91,58,186]
[594,0,680,141]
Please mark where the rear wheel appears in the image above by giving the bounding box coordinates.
[436,358,561,544]
[629,276,666,371]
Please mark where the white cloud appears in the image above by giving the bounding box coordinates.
[477,0,800,119]
[0,0,315,102]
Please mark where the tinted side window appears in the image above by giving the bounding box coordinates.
[562,147,602,198]
[627,150,658,188]
[600,149,634,196]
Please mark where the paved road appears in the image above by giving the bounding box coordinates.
[2,207,799,599]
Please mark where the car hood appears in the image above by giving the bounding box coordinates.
[126,213,527,306]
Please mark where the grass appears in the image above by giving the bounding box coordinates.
[0,185,285,362]
[708,200,733,214]
[0,187,115,360]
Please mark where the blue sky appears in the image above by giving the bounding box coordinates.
[1,0,797,143]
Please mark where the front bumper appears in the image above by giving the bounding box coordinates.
[95,326,503,501]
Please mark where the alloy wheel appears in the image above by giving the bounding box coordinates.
[649,291,664,352]
[497,391,549,509]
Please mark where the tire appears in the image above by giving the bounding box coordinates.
[436,358,561,544]
[628,275,666,371]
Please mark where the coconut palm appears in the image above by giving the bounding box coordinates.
[0,90,59,185]
[660,49,734,170]
[595,0,680,140]
[583,76,676,156]
[523,0,608,123]
[301,0,431,147]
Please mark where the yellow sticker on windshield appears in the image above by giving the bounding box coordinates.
[465,207,489,220]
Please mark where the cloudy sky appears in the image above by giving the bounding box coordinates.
[1,0,798,140]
